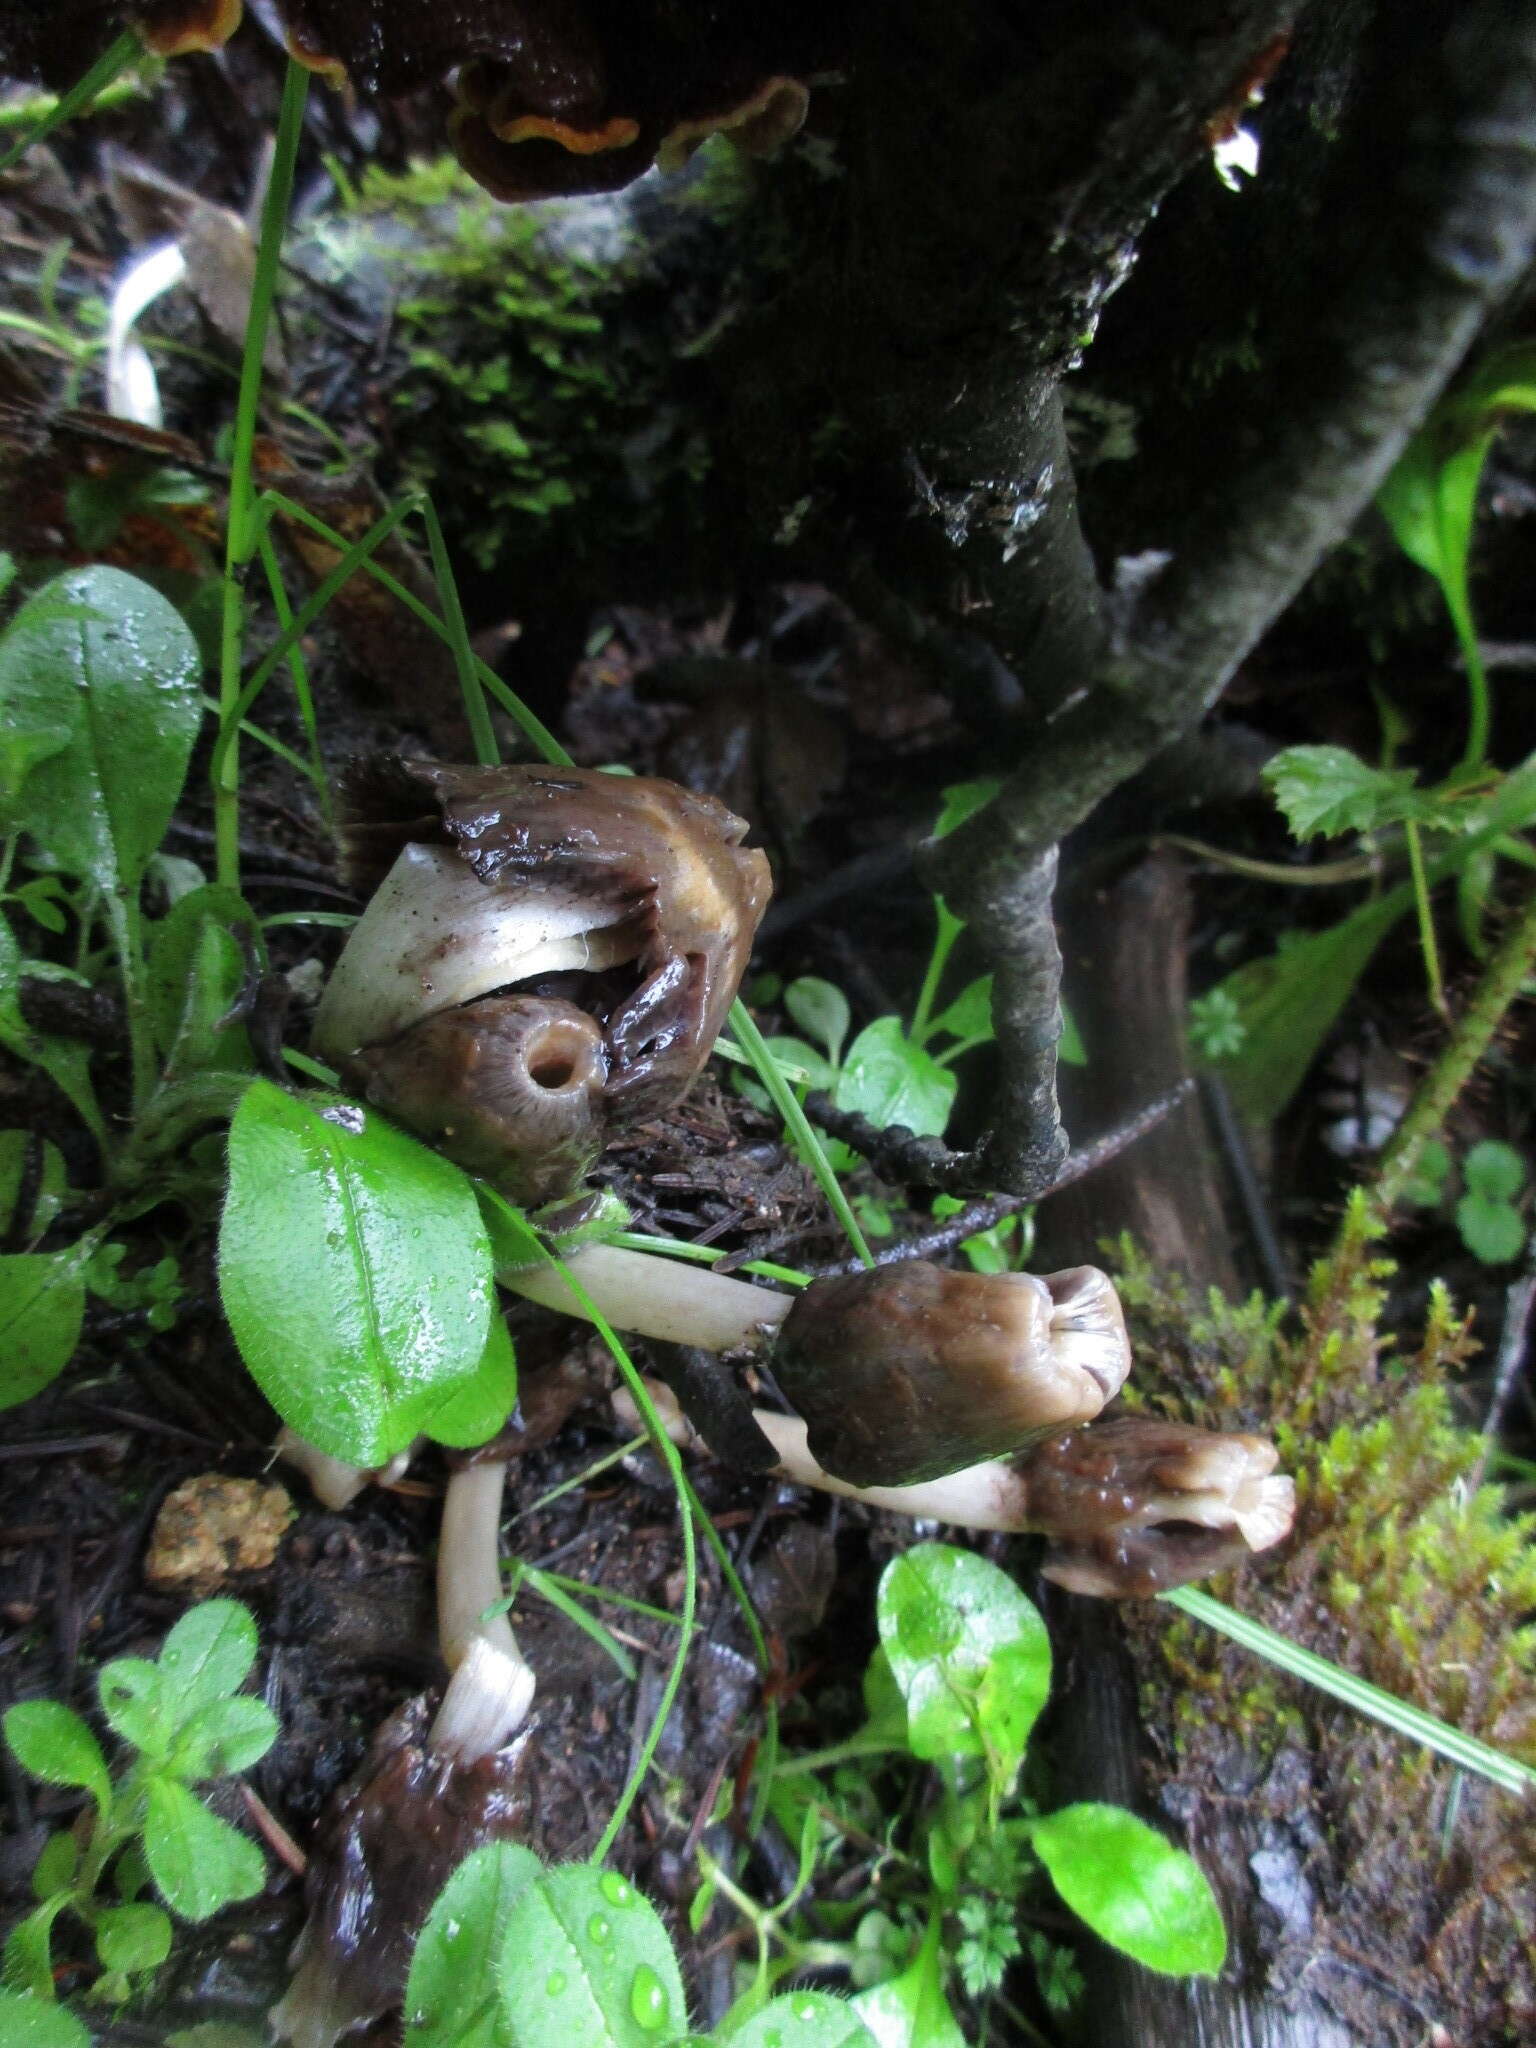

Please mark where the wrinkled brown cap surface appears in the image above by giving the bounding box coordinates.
[340,754,771,1126]
[1021,1412,1292,1597]
[773,1261,1123,1489]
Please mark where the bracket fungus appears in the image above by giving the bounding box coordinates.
[313,755,770,1202]
[0,3,846,201]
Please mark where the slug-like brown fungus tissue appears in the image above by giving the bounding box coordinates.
[313,755,770,1203]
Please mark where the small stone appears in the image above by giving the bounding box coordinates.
[145,1475,293,1592]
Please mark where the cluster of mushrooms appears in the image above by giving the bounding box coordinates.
[307,753,1294,1608]
[3,0,845,201]
[270,757,1293,2044]
[273,757,1296,2044]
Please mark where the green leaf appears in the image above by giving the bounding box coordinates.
[154,1599,259,1721]
[420,1312,518,1450]
[1462,1138,1525,1203]
[146,885,262,1074]
[93,1901,173,1974]
[98,1658,167,1756]
[219,1081,497,1464]
[1205,883,1410,1124]
[725,1994,877,2046]
[1456,1194,1526,1266]
[405,1841,542,2047]
[2,1897,72,2000]
[492,1864,686,2046]
[835,1019,956,1141]
[0,1249,88,1411]
[933,780,1001,841]
[1378,425,1492,595]
[142,1776,266,1921]
[1262,745,1431,841]
[0,1131,68,1240]
[1028,1803,1226,1977]
[31,1831,80,1902]
[0,1987,92,2048]
[851,1923,966,2048]
[784,978,851,1066]
[1058,999,1086,1067]
[4,1700,111,1814]
[1399,1137,1451,1209]
[0,913,102,1142]
[167,1695,279,1781]
[876,1545,1050,1775]
[926,975,993,1048]
[0,565,202,893]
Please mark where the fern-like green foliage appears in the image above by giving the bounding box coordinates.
[1110,1198,1536,2041]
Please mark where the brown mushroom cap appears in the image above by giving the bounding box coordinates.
[1020,1413,1296,1597]
[771,1260,1132,1489]
[352,993,610,1205]
[334,753,771,1126]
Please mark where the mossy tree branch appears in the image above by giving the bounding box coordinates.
[919,0,1536,1194]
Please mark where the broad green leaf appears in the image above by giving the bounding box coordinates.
[1456,1194,1526,1266]
[725,1994,877,2046]
[0,1986,92,2047]
[876,1545,1050,1774]
[422,1313,518,1449]
[492,1864,685,2047]
[1462,1139,1525,1203]
[0,1248,88,1410]
[859,1646,909,1747]
[142,1777,266,1921]
[1262,745,1432,841]
[1204,883,1411,1124]
[98,1658,167,1756]
[94,1901,173,1974]
[154,1599,259,1721]
[764,1036,837,1090]
[1378,428,1490,592]
[0,914,103,1143]
[0,1131,67,1240]
[220,1081,497,1464]
[0,565,202,893]
[1399,1137,1451,1209]
[835,1019,956,1141]
[168,1695,279,1782]
[479,1187,545,1274]
[405,1841,542,2047]
[784,978,851,1066]
[1028,1802,1226,1976]
[147,885,262,1073]
[4,1700,111,1814]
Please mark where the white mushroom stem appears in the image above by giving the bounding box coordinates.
[502,1242,793,1354]
[429,1458,536,1762]
[274,1428,418,1510]
[612,1379,1295,1559]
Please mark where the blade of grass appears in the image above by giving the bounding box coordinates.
[504,1562,637,1681]
[728,999,874,1269]
[1163,1587,1536,1798]
[419,495,497,767]
[255,527,331,827]
[215,56,309,889]
[253,489,574,766]
[0,31,139,176]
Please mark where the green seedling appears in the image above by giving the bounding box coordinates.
[3,1600,277,2005]
[1190,344,1536,1120]
[1401,1136,1529,1265]
[717,1543,1225,2040]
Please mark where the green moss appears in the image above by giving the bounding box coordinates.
[1109,1202,1536,2035]
[304,153,756,580]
